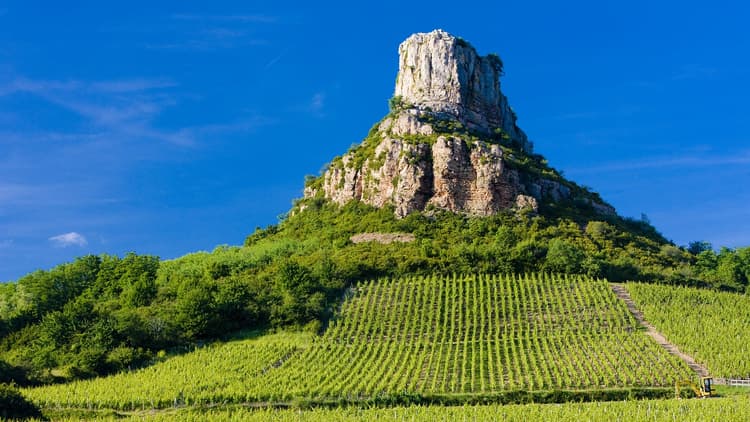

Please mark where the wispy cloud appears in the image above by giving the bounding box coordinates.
[0,181,124,213]
[49,232,88,248]
[568,150,750,174]
[144,13,275,51]
[265,48,289,69]
[553,111,602,120]
[0,73,274,156]
[0,183,43,205]
[0,77,175,96]
[0,76,196,146]
[189,115,276,136]
[170,14,278,23]
[0,76,174,106]
[553,106,642,121]
[89,79,177,93]
[629,64,718,89]
[673,64,718,81]
[289,91,328,117]
[309,92,325,113]
[147,38,268,51]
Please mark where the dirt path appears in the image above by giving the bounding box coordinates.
[610,283,715,380]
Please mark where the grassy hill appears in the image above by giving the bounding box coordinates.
[264,274,690,397]
[24,274,694,412]
[2,202,750,419]
[35,397,750,421]
[23,332,310,410]
[627,283,750,378]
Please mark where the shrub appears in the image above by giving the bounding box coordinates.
[388,95,408,112]
[0,383,44,420]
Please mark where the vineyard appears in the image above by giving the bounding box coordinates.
[25,274,694,410]
[259,274,692,399]
[31,396,750,421]
[626,283,750,378]
[24,332,312,410]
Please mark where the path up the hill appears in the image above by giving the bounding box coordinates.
[610,283,715,380]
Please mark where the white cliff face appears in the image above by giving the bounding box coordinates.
[305,30,616,218]
[394,29,531,152]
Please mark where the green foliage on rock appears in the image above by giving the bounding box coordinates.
[388,95,410,113]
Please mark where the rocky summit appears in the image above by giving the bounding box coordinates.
[304,29,615,218]
[394,29,530,148]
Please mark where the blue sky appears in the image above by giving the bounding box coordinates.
[1,1,748,281]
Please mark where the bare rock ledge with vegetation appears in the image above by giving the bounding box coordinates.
[304,29,615,218]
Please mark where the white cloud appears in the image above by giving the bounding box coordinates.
[568,150,750,174]
[309,92,325,114]
[265,49,288,69]
[0,76,199,147]
[0,77,175,97]
[88,79,176,93]
[170,14,278,23]
[673,64,718,81]
[141,14,274,51]
[311,93,325,110]
[288,92,328,117]
[49,232,88,247]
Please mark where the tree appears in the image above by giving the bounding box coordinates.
[544,239,585,274]
[388,95,410,112]
[272,261,324,326]
[695,250,718,278]
[122,273,157,308]
[734,247,750,282]
[716,248,747,290]
[175,282,218,339]
[687,241,713,255]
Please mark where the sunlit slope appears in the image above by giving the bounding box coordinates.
[41,396,750,422]
[627,283,750,378]
[26,274,692,410]
[24,332,312,409]
[263,274,691,399]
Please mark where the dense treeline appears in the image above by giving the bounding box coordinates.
[1,199,748,386]
[265,199,749,290]
[0,247,338,385]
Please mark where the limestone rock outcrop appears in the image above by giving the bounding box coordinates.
[394,29,531,152]
[304,30,615,218]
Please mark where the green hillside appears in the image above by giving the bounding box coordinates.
[2,201,733,386]
[33,397,750,422]
[627,283,750,378]
[24,274,693,412]
[262,274,690,397]
[2,146,748,391]
[23,332,310,410]
[3,202,749,420]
